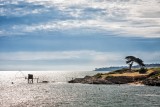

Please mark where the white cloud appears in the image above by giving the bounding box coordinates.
[0,0,160,38]
[0,50,159,70]
[0,50,159,64]
[0,51,81,61]
[0,0,48,16]
[21,19,120,32]
[11,18,160,38]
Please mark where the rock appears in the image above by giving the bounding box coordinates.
[105,76,134,84]
[143,79,160,86]
[143,71,160,86]
[68,78,84,83]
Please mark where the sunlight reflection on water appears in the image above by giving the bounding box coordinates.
[0,71,160,107]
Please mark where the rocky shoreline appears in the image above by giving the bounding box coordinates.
[68,68,160,86]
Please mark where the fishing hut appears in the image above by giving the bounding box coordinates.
[15,71,39,84]
[27,74,39,84]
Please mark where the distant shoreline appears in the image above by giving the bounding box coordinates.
[94,64,160,71]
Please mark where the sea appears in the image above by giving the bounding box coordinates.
[0,71,160,107]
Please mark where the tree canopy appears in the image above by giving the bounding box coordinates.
[125,56,145,71]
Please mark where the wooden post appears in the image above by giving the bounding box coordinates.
[37,78,39,83]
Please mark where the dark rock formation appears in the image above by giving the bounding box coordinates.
[142,71,160,86]
[143,79,160,86]
[69,75,147,85]
[105,76,147,84]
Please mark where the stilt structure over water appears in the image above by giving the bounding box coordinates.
[27,74,39,84]
[15,71,46,84]
[28,74,33,83]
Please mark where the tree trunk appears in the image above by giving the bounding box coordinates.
[129,62,133,71]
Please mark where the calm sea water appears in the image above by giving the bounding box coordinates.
[0,71,160,107]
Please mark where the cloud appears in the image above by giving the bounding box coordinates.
[0,50,159,64]
[0,50,159,70]
[8,19,160,38]
[0,0,160,38]
[0,0,48,16]
[12,19,119,32]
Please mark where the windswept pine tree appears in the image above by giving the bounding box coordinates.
[125,56,145,71]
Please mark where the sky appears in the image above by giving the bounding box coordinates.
[0,0,160,71]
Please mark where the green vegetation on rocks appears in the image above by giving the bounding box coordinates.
[69,68,160,86]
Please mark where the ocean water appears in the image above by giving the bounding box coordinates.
[0,71,160,107]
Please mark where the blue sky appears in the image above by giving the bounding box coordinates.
[0,0,160,71]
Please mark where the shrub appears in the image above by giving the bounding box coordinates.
[139,68,147,74]
[108,68,129,74]
[148,71,160,79]
[94,73,102,78]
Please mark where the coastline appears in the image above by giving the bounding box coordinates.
[68,68,160,86]
[128,81,145,86]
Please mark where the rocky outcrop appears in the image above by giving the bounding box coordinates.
[142,71,160,86]
[68,75,147,84]
[143,78,160,86]
[68,68,160,86]
[105,76,147,84]
[68,76,113,84]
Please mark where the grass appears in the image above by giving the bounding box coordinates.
[147,68,160,79]
[93,73,103,78]
[109,72,147,77]
[98,67,160,79]
[149,67,160,71]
